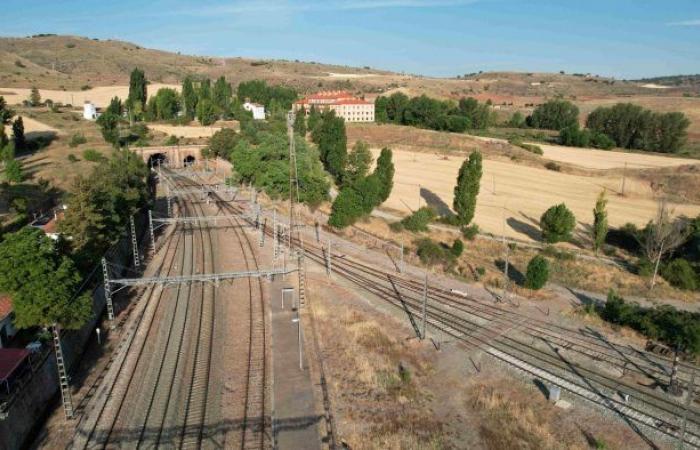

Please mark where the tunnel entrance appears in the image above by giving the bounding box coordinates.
[183,155,196,167]
[148,153,168,168]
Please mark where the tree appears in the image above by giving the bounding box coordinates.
[307,105,320,133]
[506,111,526,128]
[0,227,92,330]
[293,108,307,136]
[453,151,482,226]
[212,76,232,114]
[209,128,239,158]
[153,88,180,120]
[385,92,409,123]
[4,158,23,183]
[127,68,147,112]
[451,239,464,257]
[12,116,26,151]
[196,98,216,126]
[182,77,198,120]
[661,259,697,291]
[328,187,364,228]
[29,87,41,107]
[373,147,395,203]
[644,200,691,289]
[344,140,372,186]
[96,112,121,146]
[540,203,576,243]
[655,307,700,395]
[592,191,608,255]
[0,96,13,126]
[527,99,579,130]
[317,111,347,181]
[525,255,549,290]
[199,79,212,101]
[105,96,123,116]
[375,96,389,123]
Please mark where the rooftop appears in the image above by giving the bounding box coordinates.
[295,90,371,106]
[0,296,12,321]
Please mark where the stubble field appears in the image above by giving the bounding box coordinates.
[373,148,700,242]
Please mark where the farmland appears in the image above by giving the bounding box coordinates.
[371,147,700,242]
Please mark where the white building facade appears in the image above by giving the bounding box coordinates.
[243,102,266,120]
[83,102,99,120]
[293,91,374,123]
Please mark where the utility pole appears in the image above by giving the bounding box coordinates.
[130,215,140,269]
[52,324,74,419]
[399,241,404,273]
[287,110,301,252]
[502,202,509,302]
[148,210,156,253]
[102,258,114,321]
[326,239,332,277]
[620,162,627,197]
[679,366,696,450]
[421,273,428,340]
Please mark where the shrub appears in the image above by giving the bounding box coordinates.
[451,239,464,257]
[544,161,561,171]
[165,135,179,145]
[541,245,575,261]
[475,266,486,280]
[80,85,92,91]
[661,259,697,291]
[508,138,543,155]
[82,148,105,162]
[416,238,451,266]
[461,223,479,240]
[67,154,79,163]
[68,132,87,147]
[525,255,549,290]
[400,207,435,232]
[540,203,576,243]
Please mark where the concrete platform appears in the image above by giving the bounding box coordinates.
[270,279,321,450]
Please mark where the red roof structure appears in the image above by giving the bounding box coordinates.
[0,348,29,382]
[295,90,372,106]
[0,296,11,321]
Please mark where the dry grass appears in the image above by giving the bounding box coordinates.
[0,84,179,108]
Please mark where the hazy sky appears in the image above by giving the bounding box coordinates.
[3,0,700,79]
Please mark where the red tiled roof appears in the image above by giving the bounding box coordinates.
[0,296,12,321]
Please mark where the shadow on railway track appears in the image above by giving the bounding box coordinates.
[542,340,661,449]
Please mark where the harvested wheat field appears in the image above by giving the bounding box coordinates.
[4,115,61,137]
[0,84,179,108]
[374,148,700,242]
[535,143,699,170]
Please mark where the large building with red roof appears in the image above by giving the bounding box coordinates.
[294,91,375,123]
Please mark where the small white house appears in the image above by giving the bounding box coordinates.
[83,102,100,120]
[243,102,266,120]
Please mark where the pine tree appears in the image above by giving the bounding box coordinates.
[373,147,395,203]
[4,158,22,183]
[12,116,26,151]
[453,151,482,226]
[592,190,608,255]
[199,79,212,101]
[127,68,147,111]
[294,107,307,136]
[182,77,198,120]
[59,175,109,260]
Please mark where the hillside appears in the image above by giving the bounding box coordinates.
[2,35,698,100]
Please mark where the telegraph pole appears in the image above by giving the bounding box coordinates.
[421,273,428,340]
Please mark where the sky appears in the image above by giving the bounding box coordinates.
[2,0,700,79]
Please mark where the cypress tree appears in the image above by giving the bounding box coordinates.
[212,76,232,113]
[592,190,608,255]
[294,107,307,136]
[12,116,25,151]
[453,151,482,226]
[127,68,147,111]
[317,111,347,182]
[373,147,395,203]
[182,77,198,120]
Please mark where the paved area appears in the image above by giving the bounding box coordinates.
[270,278,321,450]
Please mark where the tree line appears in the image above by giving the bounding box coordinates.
[374,92,495,132]
[521,99,690,153]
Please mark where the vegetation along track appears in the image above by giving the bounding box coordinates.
[212,191,700,448]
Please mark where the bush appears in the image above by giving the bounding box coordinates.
[67,154,79,163]
[661,259,697,291]
[540,245,575,261]
[68,133,87,147]
[80,85,92,91]
[544,161,561,171]
[509,138,543,155]
[540,203,576,243]
[416,238,453,266]
[527,99,579,130]
[451,239,464,257]
[525,255,549,290]
[165,135,179,145]
[400,207,435,232]
[82,148,105,162]
[461,223,479,240]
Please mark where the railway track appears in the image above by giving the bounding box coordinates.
[208,189,700,448]
[72,171,269,449]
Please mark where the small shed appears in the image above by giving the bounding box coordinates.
[0,348,30,395]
